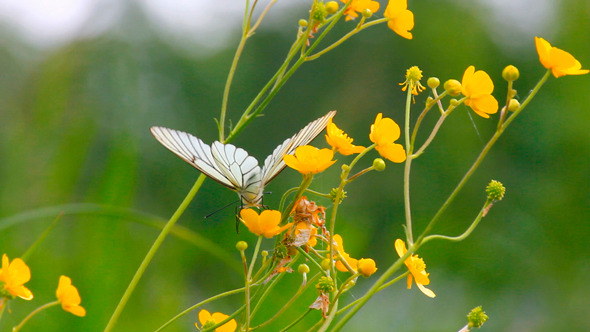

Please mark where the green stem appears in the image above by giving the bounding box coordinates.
[245,236,263,330]
[21,212,62,262]
[154,287,247,332]
[336,271,409,315]
[403,85,414,244]
[280,308,313,332]
[104,174,207,332]
[12,301,59,332]
[201,305,246,332]
[422,198,492,245]
[251,273,320,330]
[306,17,387,61]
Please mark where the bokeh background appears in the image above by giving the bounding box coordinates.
[0,0,589,331]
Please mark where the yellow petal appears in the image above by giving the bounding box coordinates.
[416,282,436,298]
[468,94,499,118]
[198,309,212,326]
[375,143,406,163]
[535,37,553,69]
[394,238,406,257]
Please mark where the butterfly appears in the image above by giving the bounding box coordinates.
[150,110,336,207]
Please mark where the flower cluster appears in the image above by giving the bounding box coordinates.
[339,0,414,39]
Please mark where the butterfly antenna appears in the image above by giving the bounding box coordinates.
[204,199,240,219]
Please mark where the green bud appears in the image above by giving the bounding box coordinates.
[467,306,488,328]
[361,8,373,18]
[236,241,248,251]
[507,99,520,112]
[486,180,505,201]
[427,77,440,89]
[443,79,462,96]
[325,1,339,14]
[320,258,332,271]
[298,264,310,274]
[372,158,386,171]
[502,65,519,82]
[261,250,269,258]
[312,2,328,23]
[298,19,308,28]
[316,276,335,293]
[330,188,347,204]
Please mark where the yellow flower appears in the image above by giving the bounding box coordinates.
[384,0,414,39]
[330,234,358,273]
[0,254,33,300]
[325,119,365,155]
[340,0,380,21]
[284,145,336,175]
[357,258,377,277]
[56,275,86,317]
[461,66,498,118]
[394,239,435,298]
[196,309,237,332]
[239,209,291,238]
[369,113,406,163]
[400,66,426,95]
[535,37,589,78]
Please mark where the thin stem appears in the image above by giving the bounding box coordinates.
[12,301,59,332]
[306,17,387,61]
[201,305,246,332]
[422,198,491,245]
[411,108,452,158]
[248,0,277,37]
[104,174,207,332]
[251,273,320,330]
[154,287,247,332]
[244,236,263,330]
[280,308,313,332]
[21,212,62,261]
[403,85,414,244]
[335,271,409,315]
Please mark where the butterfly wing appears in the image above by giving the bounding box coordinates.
[210,141,262,198]
[150,126,239,189]
[260,110,336,184]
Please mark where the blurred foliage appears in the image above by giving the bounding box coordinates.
[0,0,589,331]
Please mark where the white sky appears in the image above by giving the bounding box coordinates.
[0,0,554,52]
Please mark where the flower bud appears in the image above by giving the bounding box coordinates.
[357,258,378,277]
[467,306,488,328]
[261,250,269,258]
[316,276,335,293]
[507,99,520,112]
[427,77,440,89]
[325,1,339,14]
[486,180,505,201]
[444,79,462,96]
[298,19,308,28]
[361,8,373,18]
[298,264,310,274]
[236,241,248,251]
[502,65,519,82]
[372,158,386,171]
[341,164,350,172]
[312,2,328,23]
[508,88,517,99]
[320,258,332,271]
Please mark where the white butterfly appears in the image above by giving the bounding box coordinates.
[150,111,336,207]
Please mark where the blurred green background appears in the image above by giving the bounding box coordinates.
[1,0,589,331]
